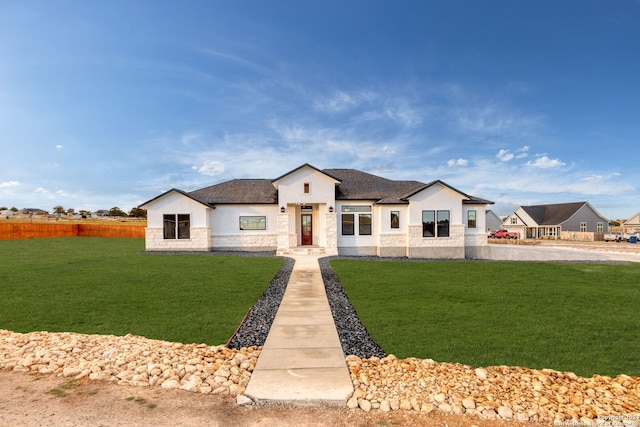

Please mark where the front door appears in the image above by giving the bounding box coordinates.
[301,214,313,245]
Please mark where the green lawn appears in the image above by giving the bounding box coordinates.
[0,237,283,345]
[329,259,640,377]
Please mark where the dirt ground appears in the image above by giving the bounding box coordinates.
[0,371,520,427]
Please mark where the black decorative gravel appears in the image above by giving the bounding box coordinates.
[227,254,386,359]
[319,257,386,359]
[226,256,294,349]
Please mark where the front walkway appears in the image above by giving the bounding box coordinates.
[243,254,354,406]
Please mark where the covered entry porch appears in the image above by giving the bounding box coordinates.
[276,203,338,255]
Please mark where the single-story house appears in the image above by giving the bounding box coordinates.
[502,201,608,240]
[19,208,48,216]
[622,212,640,233]
[485,210,503,233]
[140,163,494,258]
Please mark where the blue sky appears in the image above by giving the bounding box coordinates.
[1,1,638,219]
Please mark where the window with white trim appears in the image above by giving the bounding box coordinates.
[580,222,587,232]
[239,216,266,230]
[597,222,603,232]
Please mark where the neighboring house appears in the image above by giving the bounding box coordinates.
[503,202,608,240]
[93,210,110,217]
[140,163,494,259]
[486,210,503,232]
[19,208,48,216]
[622,212,640,233]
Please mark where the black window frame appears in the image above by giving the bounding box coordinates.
[163,213,190,239]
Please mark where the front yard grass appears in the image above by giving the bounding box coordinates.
[0,237,283,345]
[329,259,640,377]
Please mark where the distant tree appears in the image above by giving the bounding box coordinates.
[10,207,18,212]
[0,206,7,211]
[129,207,147,218]
[67,208,75,215]
[53,206,65,215]
[610,220,621,227]
[108,206,128,217]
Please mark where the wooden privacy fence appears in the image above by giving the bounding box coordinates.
[0,223,146,240]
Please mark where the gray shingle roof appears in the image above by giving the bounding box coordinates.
[141,165,493,207]
[324,168,424,203]
[188,179,277,204]
[521,202,588,225]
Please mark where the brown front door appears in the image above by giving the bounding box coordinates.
[301,214,312,245]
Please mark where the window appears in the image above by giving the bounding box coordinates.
[390,211,400,229]
[239,216,266,230]
[303,182,310,194]
[467,210,477,229]
[163,214,190,239]
[422,210,435,237]
[597,222,603,232]
[359,214,372,235]
[341,205,372,235]
[437,210,450,237]
[341,214,354,235]
[511,217,517,225]
[580,222,587,232]
[422,210,450,238]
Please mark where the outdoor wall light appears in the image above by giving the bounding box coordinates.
[329,206,334,213]
[280,206,285,213]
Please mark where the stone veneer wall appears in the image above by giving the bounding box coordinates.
[145,228,211,251]
[211,234,278,251]
[407,224,465,259]
[464,233,489,259]
[325,213,338,255]
[276,213,290,252]
[378,233,407,257]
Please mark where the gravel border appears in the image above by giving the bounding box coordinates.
[226,254,386,358]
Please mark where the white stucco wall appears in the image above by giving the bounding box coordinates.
[208,204,279,251]
[274,167,338,208]
[143,192,212,251]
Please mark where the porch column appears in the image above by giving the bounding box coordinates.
[325,212,338,255]
[277,213,290,252]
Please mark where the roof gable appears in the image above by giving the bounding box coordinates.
[139,188,210,208]
[521,202,590,225]
[272,163,341,187]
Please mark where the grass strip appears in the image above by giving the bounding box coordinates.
[329,259,640,377]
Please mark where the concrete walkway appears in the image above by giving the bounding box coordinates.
[243,254,354,406]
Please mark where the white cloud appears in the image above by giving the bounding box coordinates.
[0,181,20,188]
[516,146,529,158]
[447,158,468,167]
[526,156,565,169]
[193,160,225,176]
[34,187,51,195]
[496,149,514,161]
[314,90,360,113]
[55,145,63,150]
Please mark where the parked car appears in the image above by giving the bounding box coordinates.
[603,232,625,242]
[489,230,519,239]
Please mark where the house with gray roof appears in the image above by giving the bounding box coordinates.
[502,201,608,240]
[486,210,504,233]
[140,163,494,258]
[622,212,640,233]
